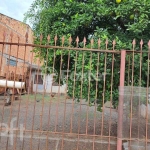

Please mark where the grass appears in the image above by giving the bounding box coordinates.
[21,93,66,103]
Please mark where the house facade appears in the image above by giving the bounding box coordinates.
[0,13,37,78]
[0,13,66,94]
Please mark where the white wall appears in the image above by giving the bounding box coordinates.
[32,73,67,94]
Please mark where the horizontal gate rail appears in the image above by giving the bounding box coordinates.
[0,32,149,150]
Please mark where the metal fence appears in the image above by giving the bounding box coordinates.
[0,32,149,150]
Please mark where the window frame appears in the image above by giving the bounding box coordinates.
[7,59,17,66]
[34,74,43,85]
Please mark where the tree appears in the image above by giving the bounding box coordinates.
[24,0,150,109]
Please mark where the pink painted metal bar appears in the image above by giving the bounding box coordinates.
[117,50,126,150]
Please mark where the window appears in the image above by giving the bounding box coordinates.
[34,75,43,84]
[7,59,17,66]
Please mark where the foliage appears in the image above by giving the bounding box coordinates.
[24,0,150,109]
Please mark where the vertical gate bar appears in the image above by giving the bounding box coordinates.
[108,41,115,150]
[15,36,26,149]
[61,36,72,149]
[146,41,150,150]
[129,40,135,149]
[92,46,100,150]
[13,36,22,149]
[101,52,107,137]
[139,40,143,87]
[70,50,78,133]
[30,34,43,149]
[0,31,6,75]
[29,45,41,150]
[85,48,92,135]
[22,45,34,150]
[61,49,71,149]
[85,40,93,148]
[137,40,143,146]
[54,35,63,133]
[44,49,51,150]
[76,51,85,150]
[37,48,49,150]
[6,33,20,148]
[57,47,65,150]
[117,50,126,150]
[45,48,56,149]
[55,51,62,132]
[0,31,6,144]
[40,50,47,147]
[38,35,51,149]
[127,55,130,86]
[87,38,96,150]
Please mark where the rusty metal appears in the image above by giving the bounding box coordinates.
[0,32,150,150]
[117,50,126,150]
[61,44,71,149]
[1,41,150,54]
[0,31,6,145]
[101,40,108,138]
[108,40,115,150]
[146,41,150,150]
[29,46,41,150]
[0,41,121,53]
[86,49,92,135]
[76,50,85,150]
[5,32,15,150]
[13,35,21,150]
[22,44,34,150]
[128,40,135,149]
[70,50,78,133]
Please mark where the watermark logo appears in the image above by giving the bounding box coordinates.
[61,70,108,82]
[39,66,108,83]
[41,66,58,82]
[0,117,25,146]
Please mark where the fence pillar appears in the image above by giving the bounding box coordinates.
[117,50,126,150]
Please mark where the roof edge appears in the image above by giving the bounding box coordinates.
[0,13,32,29]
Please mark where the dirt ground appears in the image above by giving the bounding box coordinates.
[0,94,118,149]
[0,93,139,150]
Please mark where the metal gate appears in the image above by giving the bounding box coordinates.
[0,32,149,150]
[118,41,150,150]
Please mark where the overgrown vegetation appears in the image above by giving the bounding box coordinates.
[24,0,149,110]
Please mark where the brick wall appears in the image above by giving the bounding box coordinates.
[0,13,40,77]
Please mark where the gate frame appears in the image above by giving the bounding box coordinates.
[117,50,126,150]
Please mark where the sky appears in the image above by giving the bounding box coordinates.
[0,0,34,26]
